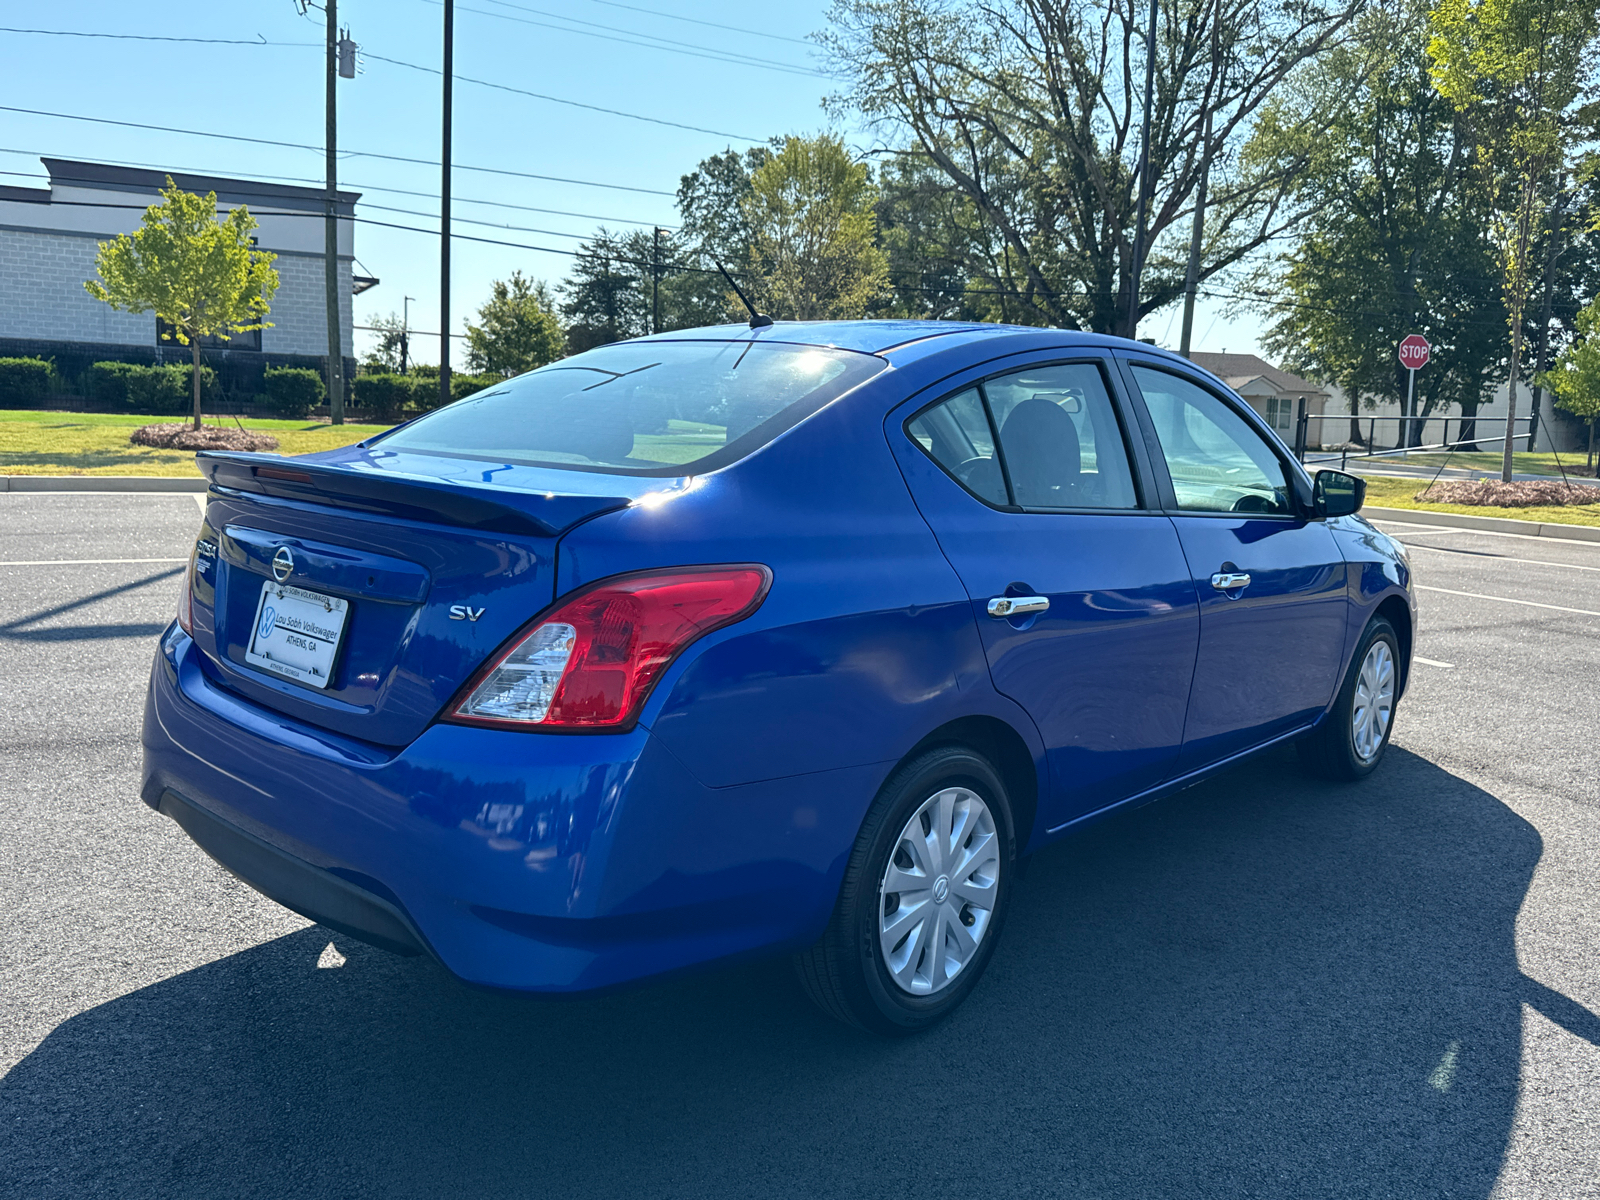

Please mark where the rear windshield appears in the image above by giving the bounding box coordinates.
[374,340,887,476]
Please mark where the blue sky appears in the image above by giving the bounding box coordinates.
[0,0,1263,365]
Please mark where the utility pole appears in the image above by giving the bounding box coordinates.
[1179,0,1218,359]
[323,0,345,423]
[1528,183,1566,452]
[439,0,454,409]
[1125,0,1159,340]
[401,295,414,375]
[1179,110,1212,359]
[652,227,663,335]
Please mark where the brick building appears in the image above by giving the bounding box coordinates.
[0,158,375,394]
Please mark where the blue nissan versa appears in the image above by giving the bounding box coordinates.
[142,320,1414,1035]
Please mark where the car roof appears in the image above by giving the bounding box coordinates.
[633,319,1098,356]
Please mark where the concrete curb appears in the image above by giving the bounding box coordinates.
[1365,504,1600,544]
[0,475,206,493]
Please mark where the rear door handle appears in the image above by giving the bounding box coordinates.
[987,595,1050,617]
[1210,572,1252,591]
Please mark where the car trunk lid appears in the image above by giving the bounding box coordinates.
[187,450,664,747]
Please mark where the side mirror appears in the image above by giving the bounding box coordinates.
[1314,469,1365,518]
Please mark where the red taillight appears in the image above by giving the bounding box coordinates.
[176,545,196,635]
[447,565,772,731]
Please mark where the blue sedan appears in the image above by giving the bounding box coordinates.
[142,320,1414,1034]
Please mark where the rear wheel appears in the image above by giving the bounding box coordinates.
[1299,615,1400,780]
[795,746,1015,1036]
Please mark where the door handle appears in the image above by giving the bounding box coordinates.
[987,595,1050,618]
[1210,571,1252,591]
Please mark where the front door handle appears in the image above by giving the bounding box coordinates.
[1210,571,1252,591]
[987,595,1050,618]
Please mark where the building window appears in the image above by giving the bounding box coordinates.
[156,319,261,353]
[1263,396,1295,434]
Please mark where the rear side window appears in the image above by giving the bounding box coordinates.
[375,340,886,476]
[907,362,1140,510]
[906,388,1007,506]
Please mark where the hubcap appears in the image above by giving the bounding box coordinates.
[878,787,1001,996]
[1351,639,1395,762]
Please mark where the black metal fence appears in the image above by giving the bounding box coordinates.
[1289,409,1535,467]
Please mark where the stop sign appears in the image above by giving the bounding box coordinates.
[1399,335,1430,369]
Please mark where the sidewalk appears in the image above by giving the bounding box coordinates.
[0,475,205,492]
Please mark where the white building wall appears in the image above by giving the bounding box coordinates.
[0,227,150,345]
[1318,379,1586,454]
[259,253,354,357]
[0,228,353,357]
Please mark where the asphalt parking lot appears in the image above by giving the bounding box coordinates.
[2,493,1598,1200]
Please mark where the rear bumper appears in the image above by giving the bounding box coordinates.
[155,786,428,957]
[143,625,881,992]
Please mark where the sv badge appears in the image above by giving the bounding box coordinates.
[449,605,486,622]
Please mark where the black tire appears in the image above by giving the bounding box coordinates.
[794,745,1016,1036]
[1299,615,1401,781]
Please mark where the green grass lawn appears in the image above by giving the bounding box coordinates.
[1360,475,1600,528]
[1350,449,1594,477]
[0,409,390,476]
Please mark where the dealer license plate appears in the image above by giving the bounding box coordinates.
[245,580,349,689]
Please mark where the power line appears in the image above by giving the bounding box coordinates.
[469,0,818,74]
[361,52,760,141]
[434,0,822,77]
[571,0,812,47]
[4,23,776,139]
[0,105,677,195]
[0,26,318,46]
[0,152,677,228]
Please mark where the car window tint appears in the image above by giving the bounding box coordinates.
[376,341,886,477]
[1130,364,1292,515]
[985,363,1138,509]
[906,387,1008,505]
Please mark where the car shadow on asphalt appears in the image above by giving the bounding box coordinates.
[4,746,1595,1200]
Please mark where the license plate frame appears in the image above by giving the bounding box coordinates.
[244,580,349,690]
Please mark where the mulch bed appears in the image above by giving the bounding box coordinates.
[1416,478,1600,508]
[130,423,280,452]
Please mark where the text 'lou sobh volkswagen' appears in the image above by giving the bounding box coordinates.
[143,319,1413,1034]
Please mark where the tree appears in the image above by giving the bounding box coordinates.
[1253,2,1508,449]
[361,312,408,375]
[741,134,889,319]
[86,179,278,429]
[1428,0,1598,478]
[464,272,564,377]
[872,151,996,320]
[1539,291,1600,466]
[823,0,1366,334]
[560,230,650,353]
[677,146,773,272]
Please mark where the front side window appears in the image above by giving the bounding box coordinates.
[376,340,886,476]
[1130,364,1293,515]
[906,361,1139,511]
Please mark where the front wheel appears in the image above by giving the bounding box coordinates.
[794,746,1016,1036]
[1299,615,1401,780]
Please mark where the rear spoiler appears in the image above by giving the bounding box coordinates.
[196,452,631,538]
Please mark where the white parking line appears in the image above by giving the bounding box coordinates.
[1404,543,1600,573]
[1371,518,1600,548]
[0,558,187,566]
[1413,656,1455,668]
[1416,584,1600,618]
[193,494,206,515]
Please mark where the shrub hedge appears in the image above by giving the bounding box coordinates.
[0,357,56,405]
[352,371,501,421]
[88,362,216,414]
[260,367,326,419]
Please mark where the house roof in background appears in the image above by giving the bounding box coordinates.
[1191,352,1327,398]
